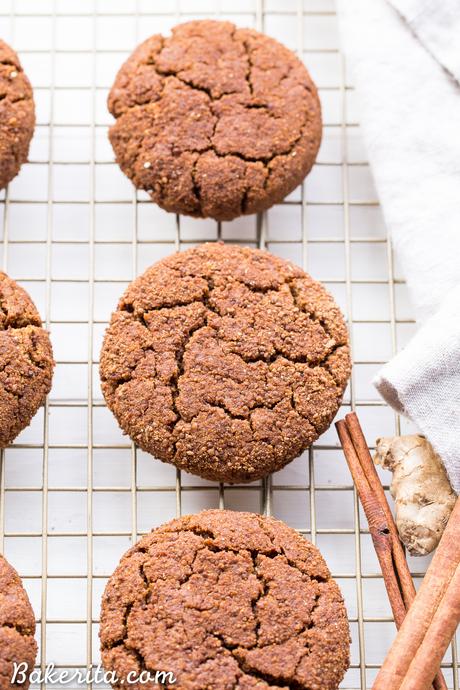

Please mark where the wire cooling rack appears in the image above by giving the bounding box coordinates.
[0,0,456,688]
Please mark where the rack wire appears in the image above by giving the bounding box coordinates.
[0,0,457,688]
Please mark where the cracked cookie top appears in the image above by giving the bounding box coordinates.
[100,243,350,483]
[0,272,54,447]
[100,510,350,690]
[107,20,322,221]
[0,554,37,690]
[0,40,35,190]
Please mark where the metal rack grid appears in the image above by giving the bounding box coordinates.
[0,0,456,688]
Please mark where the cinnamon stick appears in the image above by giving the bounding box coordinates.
[399,561,460,690]
[336,413,447,690]
[344,413,416,610]
[336,420,407,627]
[373,495,460,690]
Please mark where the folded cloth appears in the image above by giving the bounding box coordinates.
[391,0,460,83]
[375,284,460,492]
[337,0,460,491]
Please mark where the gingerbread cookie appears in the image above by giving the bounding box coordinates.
[0,40,35,189]
[100,510,350,690]
[100,243,350,483]
[0,272,54,447]
[0,554,37,690]
[108,20,321,221]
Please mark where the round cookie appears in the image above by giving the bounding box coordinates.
[0,554,37,690]
[100,510,350,690]
[0,272,54,447]
[108,20,321,221]
[100,243,350,483]
[0,40,35,190]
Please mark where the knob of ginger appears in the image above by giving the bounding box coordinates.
[374,435,456,556]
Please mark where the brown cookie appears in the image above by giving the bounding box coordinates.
[108,20,321,221]
[0,272,54,447]
[0,40,35,190]
[0,554,37,690]
[100,510,350,690]
[100,243,350,483]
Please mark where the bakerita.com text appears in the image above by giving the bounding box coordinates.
[12,662,176,686]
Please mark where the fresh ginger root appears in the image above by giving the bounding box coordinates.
[374,435,456,556]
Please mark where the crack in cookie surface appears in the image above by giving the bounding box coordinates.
[100,511,350,690]
[100,243,350,484]
[107,20,322,221]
